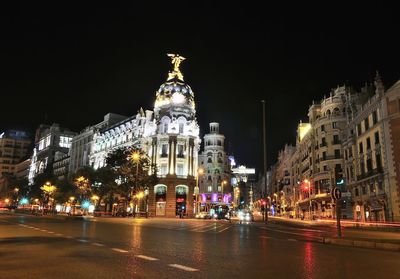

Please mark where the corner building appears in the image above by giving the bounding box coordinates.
[90,54,200,217]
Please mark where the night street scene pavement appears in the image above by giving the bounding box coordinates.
[1,2,400,279]
[1,212,400,279]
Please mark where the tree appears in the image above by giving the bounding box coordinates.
[106,146,158,212]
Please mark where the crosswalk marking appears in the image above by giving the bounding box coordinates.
[136,255,159,261]
[169,264,199,272]
[111,248,129,253]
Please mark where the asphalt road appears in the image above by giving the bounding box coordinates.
[1,214,399,279]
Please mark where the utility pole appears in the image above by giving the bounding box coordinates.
[262,100,268,223]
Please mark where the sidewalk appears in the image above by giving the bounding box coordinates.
[257,215,400,252]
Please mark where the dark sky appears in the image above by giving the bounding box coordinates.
[1,2,399,173]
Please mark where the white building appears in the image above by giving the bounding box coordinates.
[89,54,201,217]
[198,122,231,209]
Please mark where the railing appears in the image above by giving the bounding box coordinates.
[357,168,383,180]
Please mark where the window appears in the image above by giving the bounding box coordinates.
[359,142,363,153]
[176,164,184,176]
[364,117,369,131]
[332,122,337,129]
[366,137,371,150]
[357,124,362,136]
[207,186,212,192]
[333,135,340,144]
[378,180,383,190]
[355,188,359,196]
[177,144,184,158]
[366,158,372,172]
[334,149,340,159]
[374,131,380,144]
[179,123,184,134]
[217,140,222,146]
[161,144,168,157]
[372,111,378,125]
[348,148,353,158]
[376,154,382,170]
[208,176,212,181]
[321,125,325,132]
[59,136,72,148]
[322,152,327,161]
[160,164,168,175]
[207,157,212,163]
[362,186,366,195]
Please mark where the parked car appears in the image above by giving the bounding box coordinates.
[195,211,211,219]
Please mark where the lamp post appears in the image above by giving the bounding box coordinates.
[40,181,57,215]
[220,180,227,203]
[195,168,204,214]
[304,179,312,220]
[131,151,140,216]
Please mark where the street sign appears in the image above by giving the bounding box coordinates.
[331,187,342,200]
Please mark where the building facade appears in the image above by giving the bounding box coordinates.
[198,122,232,211]
[28,123,76,184]
[69,113,127,175]
[0,130,31,194]
[268,74,400,222]
[89,54,201,217]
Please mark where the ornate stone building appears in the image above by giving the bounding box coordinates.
[198,122,231,211]
[344,74,400,221]
[89,54,201,217]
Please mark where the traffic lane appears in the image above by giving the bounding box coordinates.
[0,220,157,279]
[3,216,400,278]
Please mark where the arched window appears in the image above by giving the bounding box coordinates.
[207,157,212,163]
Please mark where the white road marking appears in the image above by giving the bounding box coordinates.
[65,236,74,239]
[259,236,271,239]
[56,233,63,236]
[288,238,297,242]
[40,230,48,232]
[92,242,105,247]
[169,264,199,272]
[216,226,231,233]
[47,231,55,234]
[191,223,217,232]
[78,239,89,243]
[33,228,40,230]
[136,255,159,261]
[111,248,129,253]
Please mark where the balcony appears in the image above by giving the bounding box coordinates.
[357,167,383,181]
[321,155,342,161]
[331,140,342,145]
[319,142,327,148]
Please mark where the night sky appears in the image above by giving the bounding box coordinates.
[1,2,399,174]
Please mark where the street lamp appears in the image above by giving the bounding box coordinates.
[195,168,204,214]
[40,181,57,214]
[130,151,140,216]
[220,180,227,203]
[304,179,312,220]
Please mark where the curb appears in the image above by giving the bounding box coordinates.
[322,237,400,252]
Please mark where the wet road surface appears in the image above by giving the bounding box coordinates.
[1,214,399,279]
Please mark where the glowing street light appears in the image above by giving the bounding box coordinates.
[303,179,312,220]
[194,168,204,214]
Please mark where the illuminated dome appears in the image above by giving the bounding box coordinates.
[154,78,195,109]
[154,54,196,120]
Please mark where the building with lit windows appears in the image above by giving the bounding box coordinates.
[344,74,400,221]
[69,113,127,175]
[198,122,232,211]
[89,54,201,217]
[0,130,31,194]
[28,123,76,183]
[269,74,400,222]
